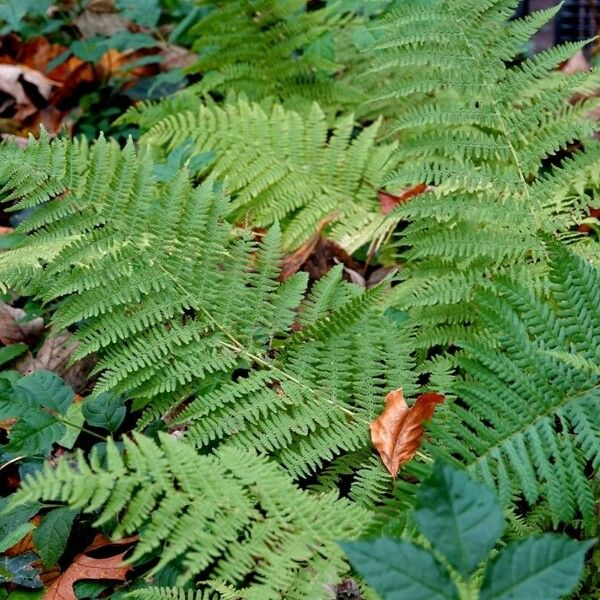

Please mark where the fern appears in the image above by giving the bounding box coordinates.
[182,0,363,112]
[8,432,371,598]
[428,243,600,531]
[366,0,600,348]
[136,98,395,251]
[0,134,417,503]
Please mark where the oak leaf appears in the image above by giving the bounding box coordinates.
[370,389,444,478]
[42,537,136,600]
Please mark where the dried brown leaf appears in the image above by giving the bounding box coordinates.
[279,217,331,281]
[17,331,96,394]
[0,302,44,346]
[370,389,444,478]
[42,537,136,600]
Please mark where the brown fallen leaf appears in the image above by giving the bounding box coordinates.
[370,389,444,478]
[43,537,136,600]
[0,301,44,346]
[17,330,97,394]
[379,183,431,215]
[0,63,59,124]
[279,217,332,281]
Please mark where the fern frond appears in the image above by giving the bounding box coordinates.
[0,136,417,496]
[183,0,363,111]
[365,0,600,350]
[139,98,395,252]
[9,432,371,598]
[428,244,600,532]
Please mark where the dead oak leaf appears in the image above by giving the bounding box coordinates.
[370,389,444,478]
[0,301,44,346]
[42,537,136,600]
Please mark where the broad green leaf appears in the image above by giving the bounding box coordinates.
[58,402,85,449]
[341,538,459,600]
[0,522,33,552]
[6,411,65,455]
[0,343,27,367]
[480,535,595,600]
[414,462,504,577]
[14,370,73,414]
[116,0,161,27]
[33,507,78,567]
[0,497,40,541]
[7,591,44,600]
[82,392,126,432]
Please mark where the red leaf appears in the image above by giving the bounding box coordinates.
[370,389,444,478]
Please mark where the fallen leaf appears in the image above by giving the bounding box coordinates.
[379,183,431,215]
[0,226,13,235]
[370,389,444,478]
[279,217,331,280]
[17,331,96,394]
[0,302,44,346]
[156,42,197,71]
[0,63,59,122]
[42,537,136,600]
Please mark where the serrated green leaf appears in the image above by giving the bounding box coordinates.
[414,462,504,577]
[33,507,78,567]
[82,393,125,432]
[341,538,459,600]
[480,535,595,600]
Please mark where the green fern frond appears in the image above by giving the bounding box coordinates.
[428,243,600,532]
[138,98,394,252]
[183,0,363,111]
[9,432,371,598]
[365,0,600,350]
[0,136,417,499]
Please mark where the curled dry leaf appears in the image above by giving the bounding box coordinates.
[0,302,44,346]
[378,183,431,215]
[370,389,444,478]
[43,536,137,600]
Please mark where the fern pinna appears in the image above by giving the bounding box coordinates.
[0,134,418,503]
[8,432,371,599]
[134,98,395,252]
[428,243,600,532]
[367,0,600,349]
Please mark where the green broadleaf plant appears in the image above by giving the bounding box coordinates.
[342,462,594,600]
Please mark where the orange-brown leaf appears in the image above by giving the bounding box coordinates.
[42,538,136,600]
[378,183,430,215]
[370,389,444,478]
